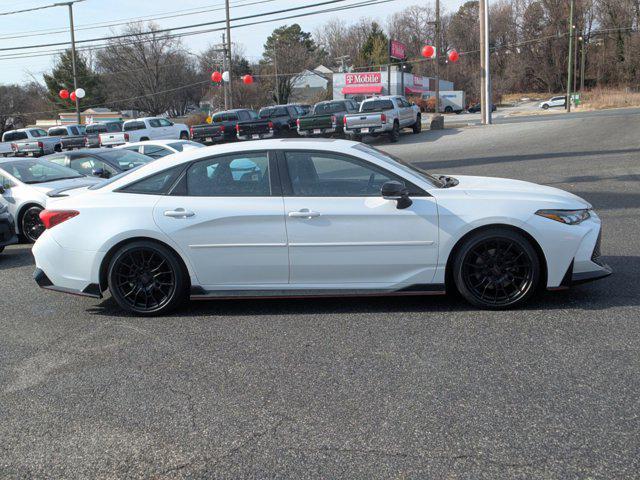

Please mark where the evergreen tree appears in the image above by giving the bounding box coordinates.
[43,49,105,110]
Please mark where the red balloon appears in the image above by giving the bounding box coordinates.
[421,45,435,58]
[242,74,254,85]
[211,71,222,82]
[59,89,70,99]
[70,91,77,102]
[448,50,460,62]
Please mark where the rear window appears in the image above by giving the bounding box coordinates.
[314,102,346,115]
[86,124,107,134]
[2,131,28,141]
[124,121,146,131]
[361,100,394,112]
[49,127,67,136]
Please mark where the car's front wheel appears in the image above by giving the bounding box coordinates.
[107,241,188,316]
[453,228,540,308]
[21,205,45,243]
[542,104,549,110]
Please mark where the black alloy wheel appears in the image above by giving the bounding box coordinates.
[107,241,187,316]
[453,228,539,308]
[389,121,400,143]
[21,206,45,243]
[412,115,422,134]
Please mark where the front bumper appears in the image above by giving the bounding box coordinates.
[0,214,18,247]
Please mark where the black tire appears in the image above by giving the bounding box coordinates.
[453,228,540,309]
[0,246,4,254]
[412,115,422,134]
[179,131,189,140]
[389,121,400,143]
[140,137,150,141]
[54,144,62,153]
[444,106,453,113]
[542,104,549,110]
[108,241,188,316]
[21,205,45,243]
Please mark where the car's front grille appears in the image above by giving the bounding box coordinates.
[591,229,603,266]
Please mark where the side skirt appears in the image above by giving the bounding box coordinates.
[189,284,446,300]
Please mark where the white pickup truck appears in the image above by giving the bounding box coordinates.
[99,117,190,147]
[343,96,421,142]
[2,128,63,157]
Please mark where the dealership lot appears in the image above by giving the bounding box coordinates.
[1,108,639,478]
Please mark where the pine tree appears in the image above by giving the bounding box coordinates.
[43,49,105,111]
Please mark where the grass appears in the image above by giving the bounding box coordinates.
[579,88,640,110]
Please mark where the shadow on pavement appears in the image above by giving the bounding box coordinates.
[86,255,638,319]
[0,244,33,270]
[363,128,462,147]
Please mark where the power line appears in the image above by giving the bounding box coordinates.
[0,0,85,17]
[0,0,393,61]
[0,0,352,53]
[0,0,277,40]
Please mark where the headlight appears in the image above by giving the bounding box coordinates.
[535,209,591,225]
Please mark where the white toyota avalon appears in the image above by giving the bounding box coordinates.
[32,139,611,315]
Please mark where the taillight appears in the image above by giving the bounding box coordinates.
[39,210,79,230]
[37,141,44,148]
[343,116,347,126]
[296,118,300,127]
[11,143,17,151]
[124,133,130,142]
[235,124,240,133]
[381,113,387,123]
[268,121,274,130]
[189,126,194,137]
[220,125,225,132]
[331,115,336,125]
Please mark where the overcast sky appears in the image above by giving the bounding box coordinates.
[0,0,465,85]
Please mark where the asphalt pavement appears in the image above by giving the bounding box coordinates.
[1,108,639,479]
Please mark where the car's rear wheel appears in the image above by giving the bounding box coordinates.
[21,205,45,243]
[107,241,188,316]
[412,115,422,133]
[0,246,4,254]
[542,104,549,110]
[389,121,400,142]
[453,228,540,308]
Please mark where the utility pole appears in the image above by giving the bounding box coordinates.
[566,0,574,112]
[57,2,81,124]
[224,0,233,108]
[434,0,441,113]
[573,26,579,97]
[580,34,586,91]
[479,0,492,124]
[274,45,280,104]
[222,34,228,109]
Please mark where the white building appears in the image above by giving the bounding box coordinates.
[290,66,332,103]
[333,69,453,101]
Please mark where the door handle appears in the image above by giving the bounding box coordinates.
[288,209,320,219]
[164,208,195,218]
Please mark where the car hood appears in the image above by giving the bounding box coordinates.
[30,177,101,194]
[447,175,591,209]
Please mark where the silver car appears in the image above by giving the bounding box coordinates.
[0,158,100,242]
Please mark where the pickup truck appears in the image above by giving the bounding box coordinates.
[191,109,259,144]
[84,122,123,148]
[100,117,189,147]
[0,142,12,157]
[2,128,62,156]
[343,95,421,143]
[297,99,359,137]
[47,124,87,150]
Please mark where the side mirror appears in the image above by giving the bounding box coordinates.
[92,168,107,178]
[381,181,412,209]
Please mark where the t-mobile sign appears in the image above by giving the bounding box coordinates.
[389,40,406,60]
[345,72,382,84]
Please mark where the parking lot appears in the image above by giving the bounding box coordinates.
[1,108,639,478]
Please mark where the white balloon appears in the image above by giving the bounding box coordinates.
[222,71,230,82]
[75,88,86,99]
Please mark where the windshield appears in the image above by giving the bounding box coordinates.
[314,102,345,115]
[88,165,144,190]
[0,159,84,184]
[352,144,444,188]
[167,141,203,152]
[360,100,394,112]
[98,150,154,170]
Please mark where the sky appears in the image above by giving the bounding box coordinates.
[0,0,465,85]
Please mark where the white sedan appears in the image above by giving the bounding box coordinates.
[32,139,611,315]
[117,139,203,159]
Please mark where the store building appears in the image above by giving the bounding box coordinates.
[333,70,453,101]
